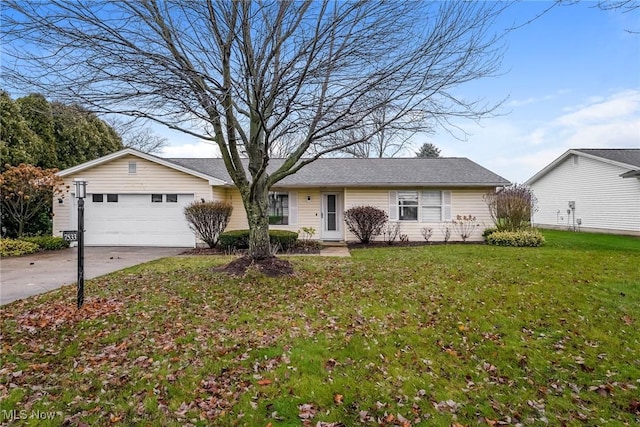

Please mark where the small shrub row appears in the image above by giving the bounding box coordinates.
[219,229,299,250]
[485,229,545,247]
[22,236,70,251]
[0,239,40,257]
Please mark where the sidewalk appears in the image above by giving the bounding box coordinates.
[319,246,351,257]
[319,242,351,257]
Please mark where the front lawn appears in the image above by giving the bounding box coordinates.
[1,230,639,425]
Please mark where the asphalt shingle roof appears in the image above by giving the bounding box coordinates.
[574,148,640,168]
[165,157,510,187]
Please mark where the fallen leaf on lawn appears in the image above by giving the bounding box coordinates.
[257,379,272,386]
[334,393,344,405]
[298,403,317,420]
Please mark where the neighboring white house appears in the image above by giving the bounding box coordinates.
[525,148,640,236]
[53,148,510,247]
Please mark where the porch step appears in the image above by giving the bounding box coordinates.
[321,241,347,247]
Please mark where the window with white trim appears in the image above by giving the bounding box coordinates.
[421,191,442,222]
[151,194,163,203]
[166,194,178,203]
[267,191,298,226]
[268,192,289,225]
[398,191,418,221]
[389,190,451,222]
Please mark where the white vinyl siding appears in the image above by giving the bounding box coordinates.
[530,155,640,234]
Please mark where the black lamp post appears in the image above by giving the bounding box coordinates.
[74,178,87,308]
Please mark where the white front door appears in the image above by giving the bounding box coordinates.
[321,192,343,240]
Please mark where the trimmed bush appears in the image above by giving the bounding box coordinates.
[344,205,388,244]
[22,236,70,251]
[219,230,250,249]
[0,239,40,257]
[482,227,498,240]
[269,230,298,250]
[486,229,545,247]
[184,201,233,248]
[219,229,299,251]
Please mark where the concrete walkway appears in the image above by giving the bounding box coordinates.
[319,243,351,257]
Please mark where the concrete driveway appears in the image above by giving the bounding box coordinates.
[0,247,185,305]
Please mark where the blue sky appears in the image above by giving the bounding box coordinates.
[157,2,638,183]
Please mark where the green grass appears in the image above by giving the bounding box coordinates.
[1,230,639,426]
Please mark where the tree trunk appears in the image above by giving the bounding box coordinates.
[242,181,272,260]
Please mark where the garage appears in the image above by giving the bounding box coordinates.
[71,193,196,247]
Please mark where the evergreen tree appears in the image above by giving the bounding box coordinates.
[416,143,441,158]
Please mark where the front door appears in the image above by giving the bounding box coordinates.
[321,192,343,240]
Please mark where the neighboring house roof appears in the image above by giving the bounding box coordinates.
[165,157,510,187]
[526,148,640,185]
[56,148,226,185]
[573,148,640,168]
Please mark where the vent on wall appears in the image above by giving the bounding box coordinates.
[129,161,137,174]
[573,155,579,166]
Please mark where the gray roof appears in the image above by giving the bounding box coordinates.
[574,148,640,168]
[165,157,510,187]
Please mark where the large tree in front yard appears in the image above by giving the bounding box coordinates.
[2,1,509,260]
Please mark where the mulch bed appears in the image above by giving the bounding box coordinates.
[213,256,294,277]
[347,240,485,249]
[180,245,320,256]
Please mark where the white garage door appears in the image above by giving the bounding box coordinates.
[71,193,195,247]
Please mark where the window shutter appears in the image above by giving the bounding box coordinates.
[289,191,298,225]
[442,190,452,221]
[389,191,398,220]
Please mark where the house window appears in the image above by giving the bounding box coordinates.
[107,194,118,203]
[166,194,178,203]
[151,194,163,203]
[92,194,104,203]
[268,192,289,225]
[390,190,451,222]
[128,161,137,174]
[398,191,418,221]
[421,191,442,222]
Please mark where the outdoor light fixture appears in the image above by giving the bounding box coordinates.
[307,195,311,201]
[74,178,87,308]
[74,178,87,199]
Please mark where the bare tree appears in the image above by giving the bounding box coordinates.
[2,1,508,260]
[105,117,168,154]
[337,90,423,158]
